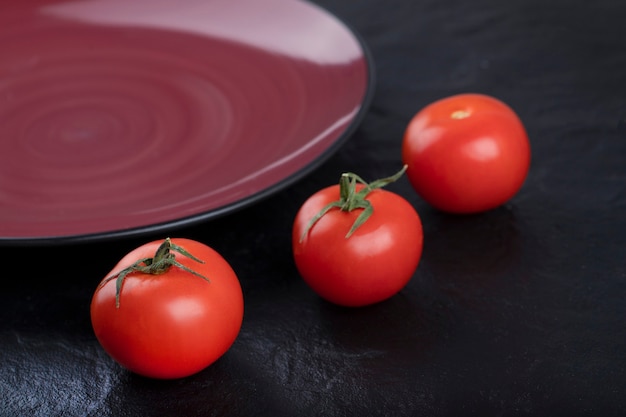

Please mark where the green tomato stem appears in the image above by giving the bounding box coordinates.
[99,238,209,308]
[300,165,408,242]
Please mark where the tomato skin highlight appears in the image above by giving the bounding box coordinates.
[402,93,531,213]
[90,238,244,379]
[293,185,423,307]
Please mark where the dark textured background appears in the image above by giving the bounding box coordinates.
[2,0,625,416]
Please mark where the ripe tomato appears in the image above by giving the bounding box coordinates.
[292,167,423,307]
[90,238,244,379]
[402,93,531,213]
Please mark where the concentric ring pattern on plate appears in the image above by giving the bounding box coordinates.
[0,0,373,244]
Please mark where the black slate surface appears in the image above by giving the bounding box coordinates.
[1,0,625,416]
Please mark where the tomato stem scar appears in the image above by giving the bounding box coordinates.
[451,109,470,119]
[99,237,209,308]
[300,165,408,242]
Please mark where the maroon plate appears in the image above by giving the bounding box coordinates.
[0,0,373,245]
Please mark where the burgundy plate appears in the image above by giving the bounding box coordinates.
[0,0,373,245]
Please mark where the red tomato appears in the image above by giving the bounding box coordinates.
[292,168,423,307]
[90,238,244,379]
[402,93,531,213]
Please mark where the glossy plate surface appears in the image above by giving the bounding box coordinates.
[0,0,373,244]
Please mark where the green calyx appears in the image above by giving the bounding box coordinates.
[99,238,209,308]
[300,165,408,242]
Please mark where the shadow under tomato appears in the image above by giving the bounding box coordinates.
[107,354,290,417]
[315,287,452,361]
[422,205,523,281]
[419,205,526,312]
